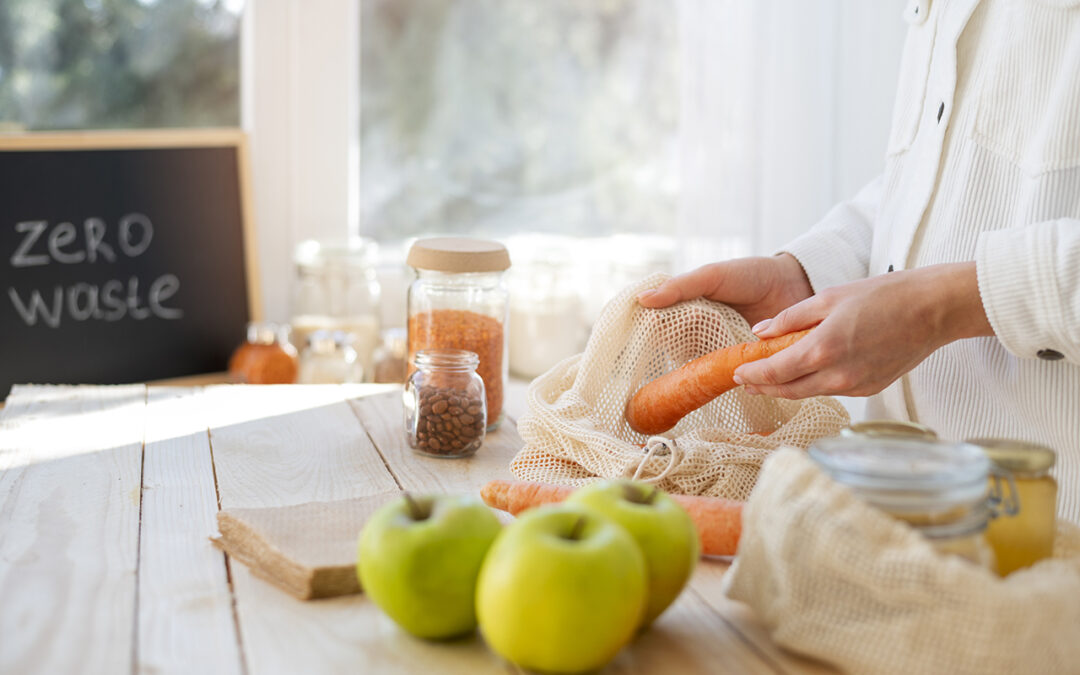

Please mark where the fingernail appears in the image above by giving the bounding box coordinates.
[636,290,656,301]
[732,374,745,385]
[751,319,771,334]
[744,385,761,396]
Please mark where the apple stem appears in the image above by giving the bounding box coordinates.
[566,515,587,541]
[402,492,431,521]
[621,482,659,505]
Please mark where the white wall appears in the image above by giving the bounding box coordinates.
[678,0,907,262]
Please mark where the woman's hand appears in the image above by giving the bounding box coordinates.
[637,254,814,326]
[732,262,994,399]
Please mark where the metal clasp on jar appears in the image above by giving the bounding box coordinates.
[987,467,1020,519]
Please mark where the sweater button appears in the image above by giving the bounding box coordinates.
[1037,349,1064,361]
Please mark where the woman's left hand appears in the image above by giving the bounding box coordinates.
[732,262,994,399]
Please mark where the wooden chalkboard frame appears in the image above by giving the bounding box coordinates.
[0,128,262,322]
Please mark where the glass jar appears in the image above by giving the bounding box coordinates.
[297,330,364,384]
[810,436,1007,571]
[228,321,299,384]
[506,235,585,378]
[372,327,408,384]
[968,438,1057,575]
[406,238,510,430]
[841,419,938,440]
[291,238,381,381]
[405,349,487,458]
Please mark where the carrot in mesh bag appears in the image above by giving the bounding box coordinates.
[625,329,812,436]
[480,479,743,556]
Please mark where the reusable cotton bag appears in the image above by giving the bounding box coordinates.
[512,273,849,499]
[725,448,1080,675]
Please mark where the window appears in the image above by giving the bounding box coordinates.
[360,0,680,242]
[0,0,242,131]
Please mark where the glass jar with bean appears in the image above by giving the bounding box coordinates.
[404,349,487,458]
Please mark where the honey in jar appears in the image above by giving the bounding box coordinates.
[968,438,1057,576]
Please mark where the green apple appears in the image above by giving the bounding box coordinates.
[476,504,646,674]
[566,479,698,626]
[357,493,501,640]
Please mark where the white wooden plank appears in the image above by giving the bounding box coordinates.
[347,390,522,496]
[0,384,145,675]
[204,384,398,509]
[137,387,243,675]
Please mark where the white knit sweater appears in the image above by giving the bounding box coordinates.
[783,0,1080,524]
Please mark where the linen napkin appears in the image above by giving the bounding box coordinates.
[211,492,398,600]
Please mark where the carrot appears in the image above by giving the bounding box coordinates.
[480,479,743,557]
[625,329,812,435]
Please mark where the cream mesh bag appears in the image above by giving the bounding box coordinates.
[511,273,849,499]
[725,448,1080,675]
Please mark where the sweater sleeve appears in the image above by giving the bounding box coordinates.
[779,175,883,293]
[976,219,1080,364]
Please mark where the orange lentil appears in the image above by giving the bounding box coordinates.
[408,309,504,427]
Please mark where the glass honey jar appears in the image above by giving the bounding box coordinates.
[967,438,1057,576]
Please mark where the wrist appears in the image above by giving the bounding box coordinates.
[925,262,994,343]
[773,253,813,300]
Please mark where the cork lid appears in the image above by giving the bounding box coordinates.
[406,237,511,273]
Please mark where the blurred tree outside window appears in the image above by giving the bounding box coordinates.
[360,0,680,241]
[0,0,242,131]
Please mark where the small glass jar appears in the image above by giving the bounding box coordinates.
[228,321,298,384]
[405,349,487,458]
[291,238,381,381]
[841,419,938,440]
[372,327,408,384]
[810,437,1006,571]
[406,238,510,430]
[968,438,1057,575]
[297,330,364,384]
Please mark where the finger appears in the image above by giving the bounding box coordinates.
[637,264,725,308]
[732,336,817,388]
[752,295,827,337]
[738,371,833,400]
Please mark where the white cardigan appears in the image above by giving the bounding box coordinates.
[783,0,1080,523]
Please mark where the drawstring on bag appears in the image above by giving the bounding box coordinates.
[630,437,684,483]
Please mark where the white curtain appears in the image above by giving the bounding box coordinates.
[677,0,907,269]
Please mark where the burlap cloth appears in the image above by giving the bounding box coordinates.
[512,273,849,499]
[724,448,1080,674]
[210,492,397,600]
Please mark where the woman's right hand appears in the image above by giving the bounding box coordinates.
[636,253,814,326]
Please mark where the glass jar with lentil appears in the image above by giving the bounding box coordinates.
[406,238,510,430]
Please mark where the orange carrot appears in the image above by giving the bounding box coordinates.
[625,329,812,435]
[480,479,743,557]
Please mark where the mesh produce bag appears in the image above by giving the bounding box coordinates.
[512,273,850,499]
[724,448,1080,674]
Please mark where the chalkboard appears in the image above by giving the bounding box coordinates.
[0,130,261,396]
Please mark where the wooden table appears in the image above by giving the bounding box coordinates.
[0,384,832,674]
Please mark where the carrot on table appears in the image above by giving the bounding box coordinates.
[625,329,812,436]
[480,479,574,515]
[480,479,743,557]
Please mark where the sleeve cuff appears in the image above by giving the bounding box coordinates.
[976,223,1080,363]
[781,227,871,294]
